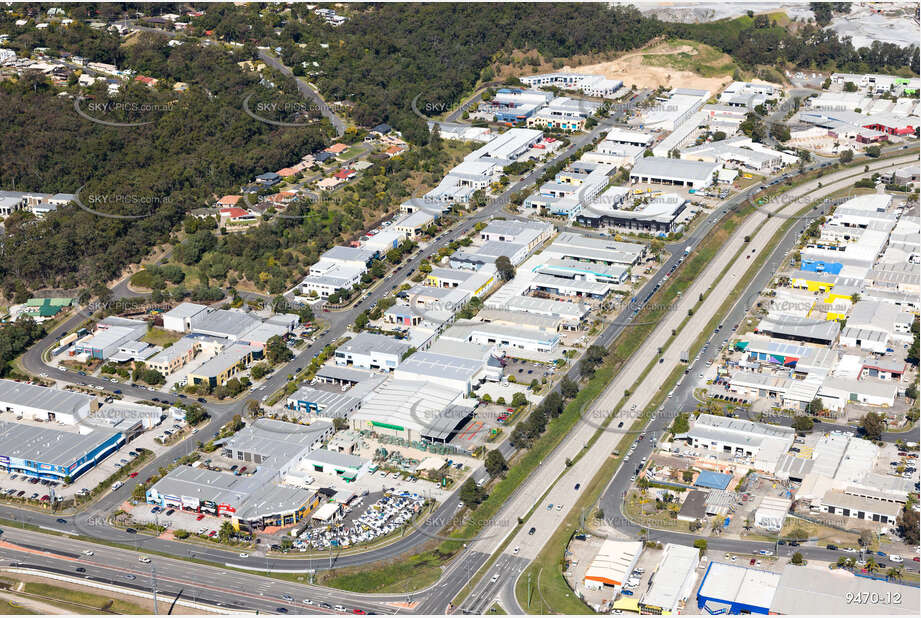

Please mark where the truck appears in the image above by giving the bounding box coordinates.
[680,350,690,363]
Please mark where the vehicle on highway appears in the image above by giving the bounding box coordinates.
[124,574,136,580]
[76,566,86,573]
[138,556,151,563]
[490,574,499,583]
[56,518,67,524]
[528,527,536,535]
[334,605,347,612]
[276,608,288,614]
[890,555,903,563]
[82,550,94,556]
[574,483,580,490]
[281,593,294,602]
[239,552,249,558]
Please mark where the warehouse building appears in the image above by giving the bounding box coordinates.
[334,332,411,372]
[479,219,554,253]
[350,378,476,442]
[639,543,700,615]
[146,338,200,376]
[696,562,780,615]
[73,316,148,360]
[582,539,643,592]
[296,448,368,482]
[630,157,720,189]
[186,342,262,388]
[441,320,559,354]
[771,564,919,615]
[0,420,123,481]
[578,191,688,235]
[161,303,208,332]
[0,379,98,425]
[753,496,792,532]
[286,386,363,418]
[680,414,795,471]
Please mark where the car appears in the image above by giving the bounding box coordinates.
[276,608,288,614]
[513,546,520,554]
[352,609,366,615]
[82,550,94,556]
[197,397,207,403]
[528,527,536,535]
[318,602,332,610]
[197,514,205,521]
[842,547,857,554]
[209,530,217,537]
[128,472,138,478]
[165,509,175,516]
[281,594,294,602]
[759,550,773,556]
[334,605,347,612]
[826,544,838,550]
[75,566,87,573]
[139,556,151,563]
[239,553,249,558]
[890,555,903,563]
[125,528,137,534]
[124,574,136,580]
[574,483,580,490]
[490,574,499,584]
[556,504,563,511]
[56,518,67,524]
[622,589,633,596]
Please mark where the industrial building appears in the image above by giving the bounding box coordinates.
[582,539,643,592]
[73,316,148,360]
[578,191,689,235]
[696,562,780,615]
[639,543,700,614]
[161,302,208,332]
[0,420,123,481]
[334,332,411,372]
[753,496,792,532]
[770,564,919,615]
[718,81,778,109]
[519,72,623,98]
[629,157,720,189]
[0,379,98,425]
[186,342,262,388]
[286,386,363,418]
[441,320,560,354]
[641,88,709,132]
[679,413,795,472]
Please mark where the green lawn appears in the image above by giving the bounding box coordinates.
[22,582,150,614]
[141,327,182,347]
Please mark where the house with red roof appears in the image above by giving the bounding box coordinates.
[134,75,158,88]
[276,167,298,177]
[324,143,349,155]
[219,207,257,224]
[384,144,407,158]
[334,169,357,181]
[266,191,297,204]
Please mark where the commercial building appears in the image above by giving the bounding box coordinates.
[145,464,322,532]
[604,128,655,148]
[680,137,788,173]
[334,332,411,372]
[819,489,902,525]
[718,82,778,109]
[395,351,486,393]
[161,303,208,333]
[629,157,720,189]
[394,210,435,238]
[544,232,646,266]
[146,338,200,376]
[0,420,122,481]
[188,308,262,342]
[519,72,622,98]
[770,564,919,615]
[582,539,643,592]
[441,320,559,354]
[186,343,262,388]
[286,386,363,419]
[639,543,700,614]
[753,496,792,532]
[641,88,709,132]
[350,378,476,442]
[479,220,554,253]
[526,96,600,132]
[696,562,780,615]
[680,413,795,471]
[297,448,368,482]
[73,316,148,360]
[0,379,98,425]
[578,191,689,235]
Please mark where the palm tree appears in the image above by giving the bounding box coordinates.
[886,567,903,582]
[864,556,877,573]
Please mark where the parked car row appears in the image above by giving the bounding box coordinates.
[297,492,425,550]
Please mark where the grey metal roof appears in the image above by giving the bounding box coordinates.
[287,387,361,418]
[338,332,410,358]
[0,420,118,467]
[397,352,482,382]
[189,309,260,340]
[162,302,207,320]
[304,448,365,469]
[631,157,720,182]
[0,379,95,417]
[191,343,260,378]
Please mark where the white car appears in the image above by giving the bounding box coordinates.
[138,556,151,563]
[82,550,94,556]
[889,555,903,563]
[239,552,249,558]
[512,546,520,554]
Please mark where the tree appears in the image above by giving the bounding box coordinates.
[459,478,486,508]
[218,520,235,543]
[484,449,508,478]
[838,149,853,164]
[495,255,515,281]
[560,377,579,399]
[792,415,814,432]
[860,411,885,441]
[791,552,804,565]
[670,413,690,435]
[265,335,293,365]
[897,507,919,544]
[865,145,881,158]
[682,469,694,483]
[693,539,707,555]
[906,317,919,366]
[184,406,207,426]
[510,392,528,408]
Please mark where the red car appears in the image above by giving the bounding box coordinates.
[914,557,919,562]
[352,610,366,615]
[197,514,205,521]
[506,408,514,413]
[208,530,217,537]
[129,472,139,478]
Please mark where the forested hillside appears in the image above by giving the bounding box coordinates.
[0,34,331,296]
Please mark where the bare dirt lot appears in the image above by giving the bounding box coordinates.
[566,39,738,92]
